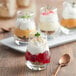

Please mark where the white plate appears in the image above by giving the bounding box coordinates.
[0,37,27,53]
[0,33,76,53]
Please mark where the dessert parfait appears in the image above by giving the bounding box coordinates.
[61,1,76,28]
[13,11,36,45]
[25,32,50,70]
[39,7,60,39]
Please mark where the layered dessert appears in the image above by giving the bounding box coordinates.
[14,13,36,42]
[25,32,50,65]
[61,1,76,28]
[39,7,60,35]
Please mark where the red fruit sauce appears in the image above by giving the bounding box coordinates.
[42,11,54,15]
[25,51,50,64]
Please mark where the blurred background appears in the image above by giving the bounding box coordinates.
[0,0,76,33]
[0,0,64,33]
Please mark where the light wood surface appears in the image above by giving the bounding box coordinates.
[0,0,76,76]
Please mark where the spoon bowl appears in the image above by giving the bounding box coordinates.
[59,54,70,66]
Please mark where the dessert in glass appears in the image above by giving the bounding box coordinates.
[61,1,76,29]
[39,7,60,39]
[13,11,36,45]
[25,32,51,70]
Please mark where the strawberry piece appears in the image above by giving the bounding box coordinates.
[25,51,37,62]
[42,12,47,15]
[37,51,50,64]
[42,57,50,64]
[48,11,54,14]
[42,11,54,16]
[25,51,32,61]
[25,51,50,64]
[37,53,43,63]
[31,55,37,62]
[42,51,50,64]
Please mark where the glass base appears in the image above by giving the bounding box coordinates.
[14,35,28,45]
[41,29,61,40]
[26,61,48,71]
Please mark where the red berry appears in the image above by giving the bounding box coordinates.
[42,57,50,64]
[42,11,54,16]
[25,51,32,60]
[42,12,47,15]
[25,51,51,64]
[43,51,50,59]
[30,55,37,62]
[25,51,37,62]
[48,11,54,14]
[37,53,43,63]
[37,51,50,64]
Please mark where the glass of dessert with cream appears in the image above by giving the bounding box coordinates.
[13,11,36,45]
[39,6,60,39]
[25,32,51,70]
[61,1,76,29]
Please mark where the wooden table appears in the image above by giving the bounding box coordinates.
[0,0,76,76]
[0,33,76,76]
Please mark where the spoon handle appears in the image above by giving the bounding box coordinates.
[51,65,61,76]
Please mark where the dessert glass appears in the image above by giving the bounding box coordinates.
[61,1,76,29]
[25,32,51,70]
[39,7,60,39]
[13,11,36,45]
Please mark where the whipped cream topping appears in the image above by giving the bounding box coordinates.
[40,8,58,22]
[39,8,60,31]
[27,36,49,55]
[16,18,36,30]
[62,2,76,19]
[39,21,60,31]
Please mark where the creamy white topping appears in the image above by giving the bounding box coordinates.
[62,2,76,19]
[39,21,60,31]
[40,12,58,22]
[16,18,36,30]
[39,9,60,31]
[27,36,49,55]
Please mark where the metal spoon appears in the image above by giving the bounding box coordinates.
[51,54,70,76]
